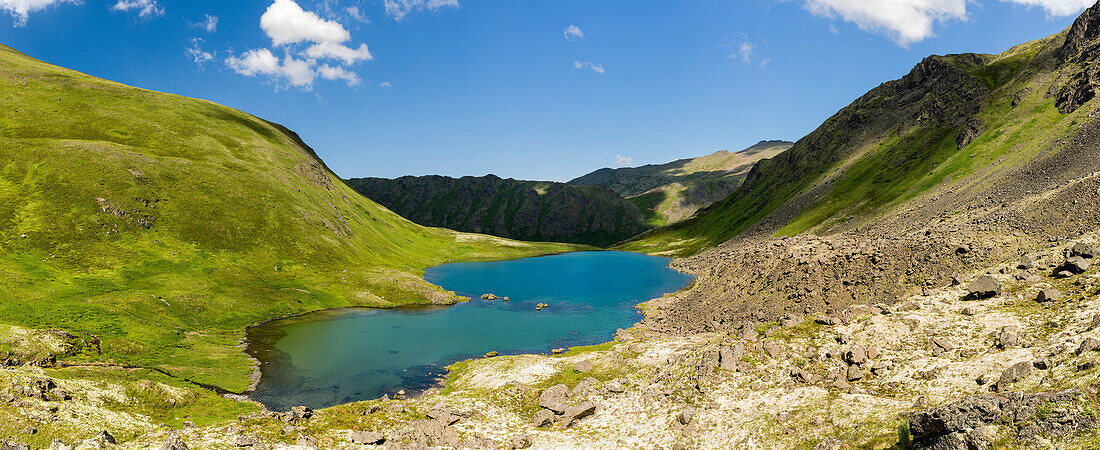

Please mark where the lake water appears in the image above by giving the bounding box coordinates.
[246,251,693,411]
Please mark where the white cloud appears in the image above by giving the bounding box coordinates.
[573,60,605,75]
[227,48,317,88]
[304,41,372,64]
[112,0,163,18]
[318,64,361,86]
[384,0,459,21]
[261,0,349,46]
[803,0,967,47]
[760,57,771,67]
[615,155,634,167]
[0,0,77,26]
[564,25,583,41]
[229,0,376,91]
[186,38,214,67]
[1000,0,1092,16]
[191,14,218,32]
[380,81,392,87]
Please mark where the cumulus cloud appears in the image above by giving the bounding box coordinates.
[1000,0,1092,16]
[564,25,583,41]
[318,64,360,85]
[304,41,372,64]
[615,155,634,167]
[803,0,967,47]
[186,38,215,67]
[384,0,459,21]
[261,0,349,46]
[573,60,605,75]
[112,0,163,18]
[0,0,77,26]
[227,48,317,88]
[228,0,374,90]
[380,81,392,87]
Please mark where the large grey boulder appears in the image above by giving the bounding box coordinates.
[1036,288,1062,303]
[1064,256,1091,274]
[965,276,1000,300]
[996,361,1032,389]
[532,409,555,428]
[538,384,569,413]
[1072,242,1098,258]
[161,432,189,450]
[350,431,385,445]
[718,343,743,370]
[560,402,597,428]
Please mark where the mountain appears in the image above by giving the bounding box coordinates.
[624,1,1100,332]
[0,44,579,392]
[620,36,1060,256]
[346,175,647,247]
[568,140,792,226]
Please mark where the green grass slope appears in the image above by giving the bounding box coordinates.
[0,44,581,391]
[619,20,1099,257]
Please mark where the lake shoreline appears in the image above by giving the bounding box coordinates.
[243,251,693,411]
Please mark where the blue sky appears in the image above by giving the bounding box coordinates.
[0,0,1093,181]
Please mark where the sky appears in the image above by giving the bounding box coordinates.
[0,0,1094,181]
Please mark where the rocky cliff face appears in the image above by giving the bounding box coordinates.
[346,175,648,247]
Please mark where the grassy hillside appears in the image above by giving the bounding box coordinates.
[570,141,792,227]
[346,175,647,247]
[0,44,581,391]
[619,27,1095,256]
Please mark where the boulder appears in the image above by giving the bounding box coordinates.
[560,402,597,428]
[846,365,863,382]
[844,344,867,366]
[427,403,461,425]
[965,276,1000,300]
[997,331,1019,349]
[931,338,954,357]
[1077,337,1100,355]
[573,359,593,373]
[537,384,569,413]
[1064,256,1091,274]
[1036,288,1062,303]
[161,432,188,450]
[510,434,532,449]
[996,361,1032,389]
[532,409,555,428]
[780,315,803,327]
[718,343,743,370]
[350,431,385,445]
[791,367,817,384]
[677,407,695,425]
[0,443,29,450]
[1072,242,1098,258]
[762,341,783,358]
[1018,255,1036,269]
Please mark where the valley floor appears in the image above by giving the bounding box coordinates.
[4,234,1100,449]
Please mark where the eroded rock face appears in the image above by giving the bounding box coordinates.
[907,388,1099,449]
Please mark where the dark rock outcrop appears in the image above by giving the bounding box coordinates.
[907,388,1099,449]
[346,175,647,247]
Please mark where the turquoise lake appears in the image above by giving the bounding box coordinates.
[246,251,693,411]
